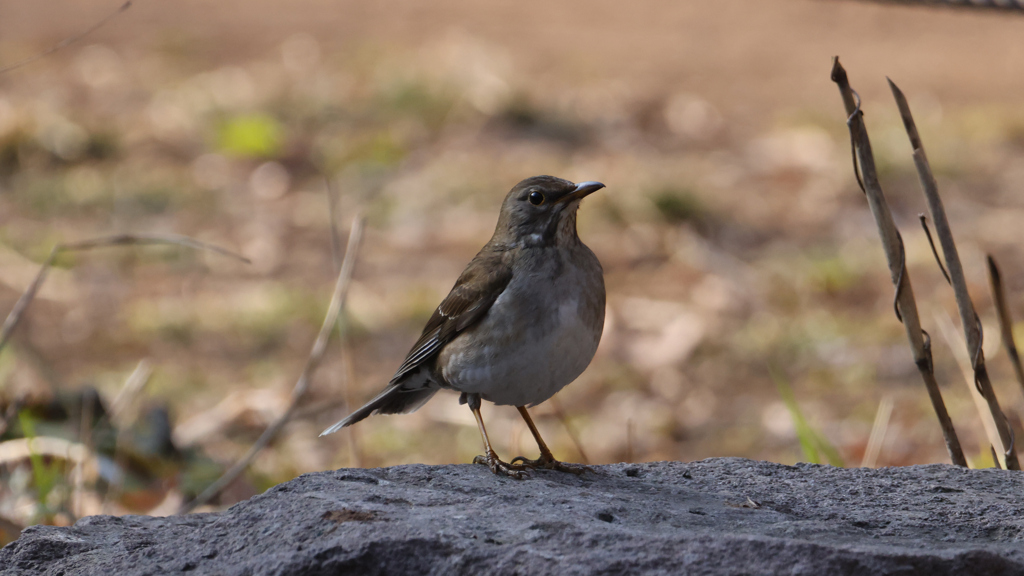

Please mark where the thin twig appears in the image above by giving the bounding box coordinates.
[831,0,1024,11]
[0,247,59,355]
[59,233,251,262]
[548,396,590,465]
[289,397,351,421]
[0,1,133,76]
[325,177,343,273]
[988,255,1024,402]
[0,234,249,355]
[889,77,1019,470]
[179,215,365,514]
[830,57,967,466]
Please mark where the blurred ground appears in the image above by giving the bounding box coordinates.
[3,0,1024,531]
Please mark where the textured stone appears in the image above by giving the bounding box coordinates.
[2,458,1023,575]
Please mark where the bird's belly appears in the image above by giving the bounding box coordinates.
[439,277,603,406]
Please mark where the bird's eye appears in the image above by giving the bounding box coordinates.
[528,191,545,205]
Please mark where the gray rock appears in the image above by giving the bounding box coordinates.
[2,458,1023,575]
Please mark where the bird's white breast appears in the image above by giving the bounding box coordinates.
[439,245,604,407]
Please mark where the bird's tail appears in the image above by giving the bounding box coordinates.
[319,386,438,436]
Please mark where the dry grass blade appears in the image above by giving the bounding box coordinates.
[987,255,1024,401]
[830,57,966,466]
[625,418,634,464]
[0,233,250,355]
[323,176,361,466]
[861,395,894,468]
[0,1,133,75]
[103,360,154,512]
[889,77,1019,470]
[935,310,1005,467]
[338,338,362,467]
[109,359,154,424]
[178,215,365,514]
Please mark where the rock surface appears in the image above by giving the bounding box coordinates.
[2,458,1024,575]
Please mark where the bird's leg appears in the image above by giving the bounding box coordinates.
[510,406,589,475]
[463,393,524,479]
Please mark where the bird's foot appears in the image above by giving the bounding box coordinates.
[510,454,590,475]
[473,450,527,479]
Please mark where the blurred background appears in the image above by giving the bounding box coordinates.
[3,0,1024,535]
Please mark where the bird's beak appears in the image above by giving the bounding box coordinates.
[561,181,605,202]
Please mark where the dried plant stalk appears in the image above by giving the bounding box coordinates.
[987,255,1024,401]
[889,79,1019,470]
[0,1,133,75]
[178,215,365,514]
[830,58,967,467]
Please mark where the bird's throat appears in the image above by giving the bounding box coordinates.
[522,207,579,248]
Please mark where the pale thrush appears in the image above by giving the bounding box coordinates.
[321,175,606,478]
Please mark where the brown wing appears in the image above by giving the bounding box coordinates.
[390,248,512,384]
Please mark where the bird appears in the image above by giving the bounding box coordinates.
[321,175,606,478]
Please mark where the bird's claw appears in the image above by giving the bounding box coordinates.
[510,454,590,475]
[473,452,527,479]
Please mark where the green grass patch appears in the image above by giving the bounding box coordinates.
[217,114,284,158]
[771,368,844,467]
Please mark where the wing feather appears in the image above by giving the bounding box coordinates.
[390,248,512,384]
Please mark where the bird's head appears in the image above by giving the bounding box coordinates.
[492,175,604,247]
